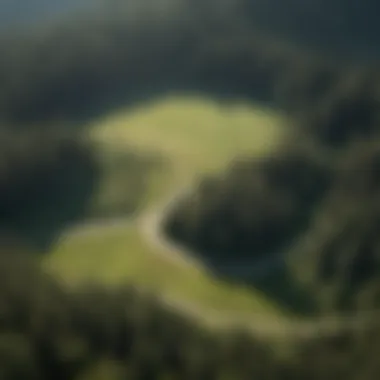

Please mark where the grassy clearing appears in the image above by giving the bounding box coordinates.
[87,147,165,219]
[89,96,287,205]
[44,95,289,317]
[44,226,286,317]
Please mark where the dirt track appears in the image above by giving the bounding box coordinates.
[64,184,379,339]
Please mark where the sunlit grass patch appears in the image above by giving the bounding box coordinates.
[45,95,289,318]
[89,96,286,204]
[44,225,287,317]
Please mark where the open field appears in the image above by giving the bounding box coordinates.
[43,95,290,317]
[89,96,287,205]
[45,225,287,317]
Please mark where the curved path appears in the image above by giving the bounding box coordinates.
[64,183,379,340]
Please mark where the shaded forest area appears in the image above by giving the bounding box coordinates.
[0,131,99,251]
[165,144,333,262]
[1,0,380,127]
[164,136,380,313]
[2,0,380,378]
[1,250,380,380]
[0,0,367,127]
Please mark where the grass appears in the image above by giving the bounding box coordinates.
[89,96,287,204]
[45,226,286,317]
[44,95,290,318]
[86,147,165,219]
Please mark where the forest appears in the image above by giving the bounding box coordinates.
[1,0,380,379]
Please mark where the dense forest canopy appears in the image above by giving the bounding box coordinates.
[1,0,380,378]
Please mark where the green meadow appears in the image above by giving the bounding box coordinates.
[44,96,290,318]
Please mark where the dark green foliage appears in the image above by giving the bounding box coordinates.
[0,8,200,125]
[1,0,379,159]
[295,71,380,147]
[0,249,379,379]
[0,0,359,127]
[292,140,380,312]
[164,146,332,265]
[0,130,99,250]
[3,1,380,379]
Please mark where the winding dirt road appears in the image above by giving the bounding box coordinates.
[64,184,379,340]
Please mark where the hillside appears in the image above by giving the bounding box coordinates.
[1,1,380,379]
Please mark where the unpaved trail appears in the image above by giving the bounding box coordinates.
[62,184,379,339]
[64,217,133,238]
[138,183,284,279]
[137,183,206,270]
[158,293,378,340]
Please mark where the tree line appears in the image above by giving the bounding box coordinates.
[0,0,367,127]
[0,249,378,380]
[1,0,380,378]
[0,130,99,251]
[163,73,380,316]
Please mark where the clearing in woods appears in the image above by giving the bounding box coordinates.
[44,95,290,318]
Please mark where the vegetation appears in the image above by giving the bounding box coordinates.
[89,97,285,199]
[3,0,380,378]
[0,250,380,380]
[44,224,285,316]
[291,139,380,313]
[44,98,286,317]
[87,145,166,219]
[0,0,357,127]
[164,143,332,264]
[0,130,98,251]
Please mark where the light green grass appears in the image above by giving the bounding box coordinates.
[90,96,287,204]
[44,96,289,317]
[45,226,286,316]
